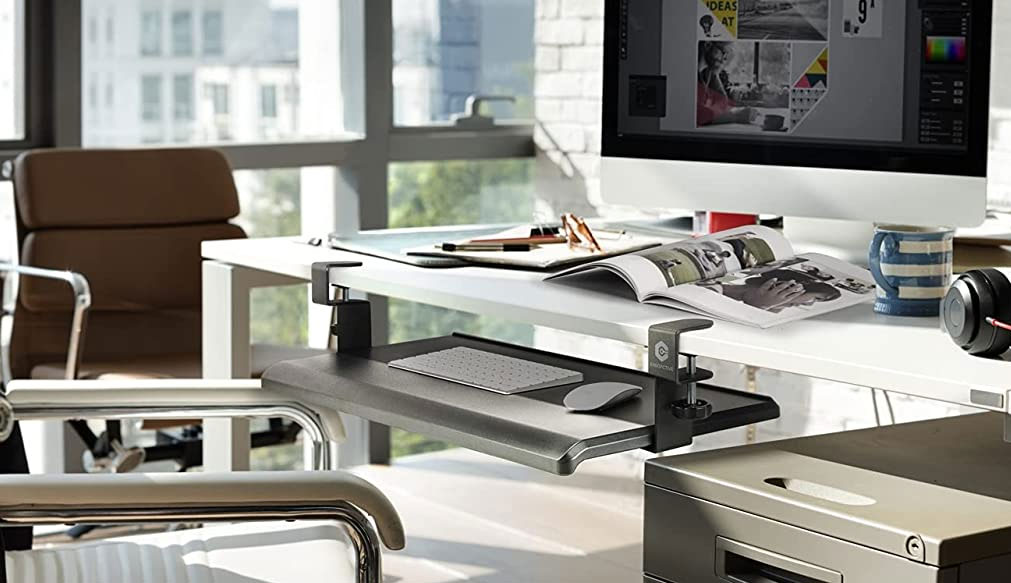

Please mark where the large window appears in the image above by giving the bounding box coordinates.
[387,158,535,457]
[82,1,345,147]
[0,0,24,141]
[393,0,535,126]
[389,159,534,228]
[232,167,313,471]
[5,0,540,469]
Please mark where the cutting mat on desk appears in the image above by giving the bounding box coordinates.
[328,226,505,268]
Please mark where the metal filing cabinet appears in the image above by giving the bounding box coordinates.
[644,413,1011,582]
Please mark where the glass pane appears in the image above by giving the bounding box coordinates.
[82,1,348,146]
[232,168,309,347]
[393,0,535,126]
[232,167,333,471]
[0,182,14,263]
[0,0,24,140]
[389,158,535,228]
[387,159,535,458]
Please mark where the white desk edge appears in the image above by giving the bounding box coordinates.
[202,236,1011,415]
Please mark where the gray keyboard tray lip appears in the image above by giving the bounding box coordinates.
[262,334,779,475]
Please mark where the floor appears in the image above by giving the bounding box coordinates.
[353,447,647,583]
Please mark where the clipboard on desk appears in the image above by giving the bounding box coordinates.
[404,225,662,270]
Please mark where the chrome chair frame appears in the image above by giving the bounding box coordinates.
[0,263,91,383]
[0,262,328,471]
[0,381,395,583]
[0,379,342,470]
[0,502,384,583]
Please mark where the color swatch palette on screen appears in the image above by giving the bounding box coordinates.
[926,36,967,64]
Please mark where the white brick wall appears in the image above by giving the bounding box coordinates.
[533,1,606,215]
[531,0,974,449]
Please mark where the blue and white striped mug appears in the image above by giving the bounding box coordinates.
[869,225,954,317]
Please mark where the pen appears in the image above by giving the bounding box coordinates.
[468,235,567,245]
[441,243,535,252]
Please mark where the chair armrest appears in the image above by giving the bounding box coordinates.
[0,470,404,551]
[0,263,91,380]
[1,379,347,469]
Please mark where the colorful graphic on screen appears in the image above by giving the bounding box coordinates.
[795,47,829,89]
[926,36,967,64]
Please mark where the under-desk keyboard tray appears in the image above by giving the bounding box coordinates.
[262,334,779,475]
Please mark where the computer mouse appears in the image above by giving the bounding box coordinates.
[563,382,642,413]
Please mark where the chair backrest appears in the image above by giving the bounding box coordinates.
[8,148,247,379]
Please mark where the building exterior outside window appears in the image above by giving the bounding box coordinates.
[202,10,223,57]
[173,74,194,121]
[140,10,162,56]
[260,84,277,119]
[83,0,315,147]
[171,10,193,57]
[209,83,229,116]
[392,0,534,126]
[141,74,162,121]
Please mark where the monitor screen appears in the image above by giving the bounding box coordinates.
[604,0,992,177]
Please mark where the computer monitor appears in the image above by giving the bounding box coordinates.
[601,0,993,228]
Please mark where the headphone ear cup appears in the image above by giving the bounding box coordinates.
[956,271,1000,356]
[978,269,1011,356]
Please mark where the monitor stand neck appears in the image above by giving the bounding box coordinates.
[783,217,875,268]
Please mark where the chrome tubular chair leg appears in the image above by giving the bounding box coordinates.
[0,503,386,583]
[331,503,385,583]
[0,397,337,470]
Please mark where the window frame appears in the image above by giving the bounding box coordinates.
[2,1,535,179]
[0,0,55,156]
[0,0,537,466]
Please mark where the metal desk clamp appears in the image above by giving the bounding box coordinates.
[311,262,371,353]
[647,319,715,452]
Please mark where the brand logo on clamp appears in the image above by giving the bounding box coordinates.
[654,340,670,363]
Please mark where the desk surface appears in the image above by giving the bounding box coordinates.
[203,235,1011,413]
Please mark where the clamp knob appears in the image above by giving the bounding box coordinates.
[673,398,713,420]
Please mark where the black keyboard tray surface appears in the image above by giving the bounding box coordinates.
[263,334,779,475]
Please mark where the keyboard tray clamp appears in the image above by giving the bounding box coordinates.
[648,320,716,452]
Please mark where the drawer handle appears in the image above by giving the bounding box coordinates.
[765,477,876,507]
[716,538,842,583]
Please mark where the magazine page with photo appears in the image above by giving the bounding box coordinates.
[650,254,876,328]
[546,225,876,328]
[546,226,794,301]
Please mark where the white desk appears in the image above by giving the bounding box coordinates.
[201,235,1011,469]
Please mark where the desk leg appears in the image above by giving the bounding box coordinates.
[202,261,252,471]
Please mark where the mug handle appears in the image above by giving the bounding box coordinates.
[869,232,899,298]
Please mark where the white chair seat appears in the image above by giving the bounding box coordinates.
[5,521,358,583]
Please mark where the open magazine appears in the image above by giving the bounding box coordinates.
[546,226,875,328]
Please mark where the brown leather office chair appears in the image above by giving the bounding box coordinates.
[1,148,324,471]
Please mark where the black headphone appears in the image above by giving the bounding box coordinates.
[943,268,1011,357]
